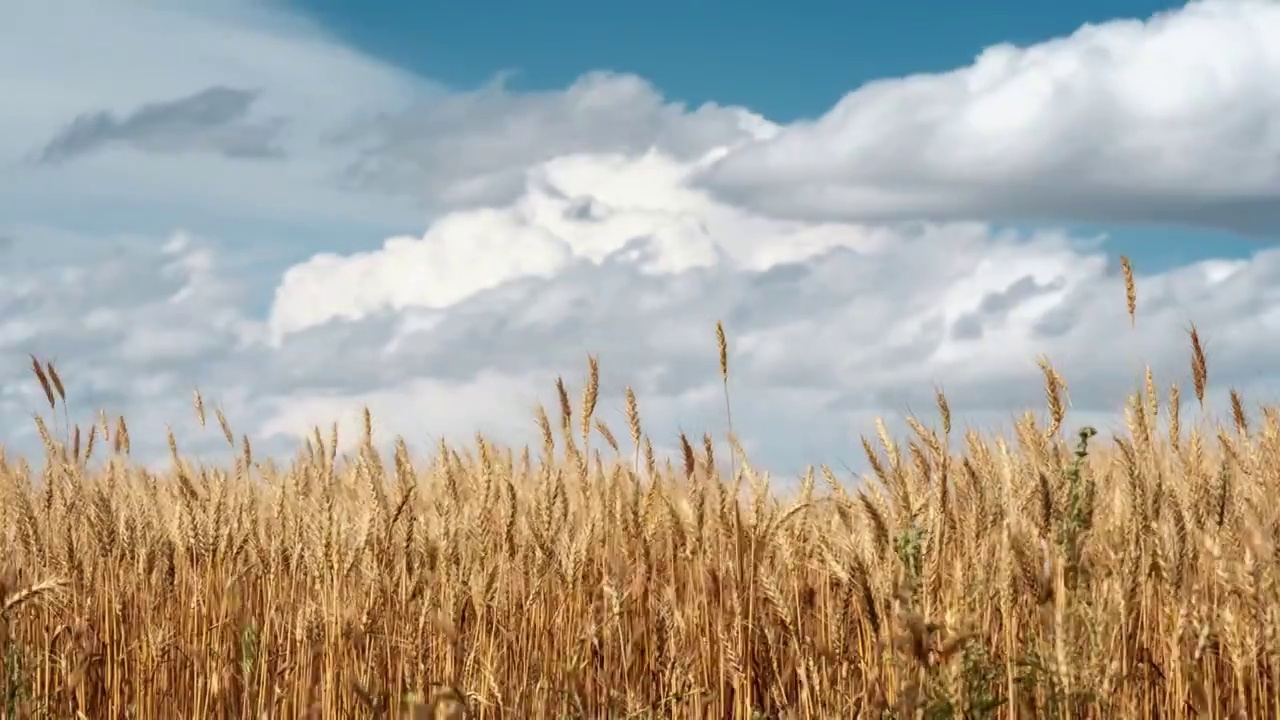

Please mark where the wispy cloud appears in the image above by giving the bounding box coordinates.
[38,86,285,164]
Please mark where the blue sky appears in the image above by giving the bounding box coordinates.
[1,0,1278,474]
[297,0,1183,120]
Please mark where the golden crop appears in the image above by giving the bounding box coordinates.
[1,257,1276,718]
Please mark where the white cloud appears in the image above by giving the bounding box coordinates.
[269,149,885,339]
[332,71,780,210]
[699,0,1280,236]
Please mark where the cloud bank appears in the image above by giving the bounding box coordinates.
[9,148,1280,475]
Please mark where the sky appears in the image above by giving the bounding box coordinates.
[1,0,1278,477]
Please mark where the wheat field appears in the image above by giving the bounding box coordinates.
[1,258,1278,719]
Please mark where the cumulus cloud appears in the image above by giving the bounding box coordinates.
[260,148,1280,474]
[0,228,254,461]
[332,72,779,210]
[268,149,881,339]
[38,86,285,164]
[700,0,1280,236]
